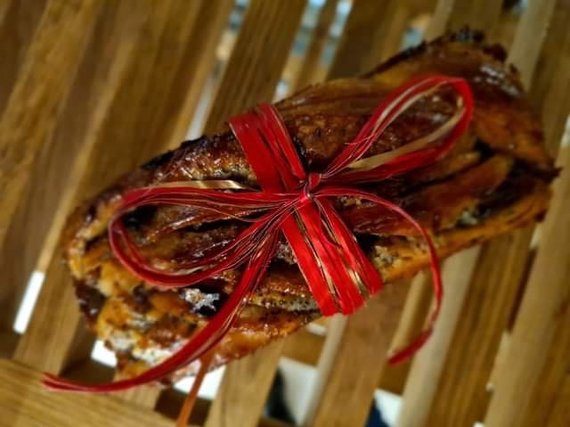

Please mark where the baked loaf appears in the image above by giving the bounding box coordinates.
[64,31,555,380]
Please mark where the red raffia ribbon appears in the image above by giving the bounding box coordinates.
[175,350,215,427]
[43,75,473,393]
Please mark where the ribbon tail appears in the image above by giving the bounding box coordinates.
[320,187,443,364]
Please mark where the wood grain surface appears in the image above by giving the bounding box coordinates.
[420,0,570,424]
[327,0,413,79]
[0,359,176,427]
[485,145,570,427]
[426,0,503,39]
[204,341,285,427]
[292,0,339,91]
[15,0,207,373]
[204,0,306,133]
[0,0,99,249]
[307,282,411,427]
[397,247,480,427]
[0,0,48,329]
[0,0,100,332]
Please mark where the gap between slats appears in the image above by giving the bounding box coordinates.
[13,0,223,381]
[0,0,100,335]
[399,1,569,426]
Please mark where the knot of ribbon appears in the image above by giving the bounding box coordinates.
[44,75,473,392]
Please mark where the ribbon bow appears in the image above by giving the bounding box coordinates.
[44,75,473,392]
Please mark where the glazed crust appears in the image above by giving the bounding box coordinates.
[64,30,555,379]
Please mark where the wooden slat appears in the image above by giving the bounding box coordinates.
[204,0,307,133]
[528,0,570,156]
[0,0,132,336]
[283,321,413,395]
[396,247,480,427]
[420,1,570,424]
[0,330,18,358]
[378,273,432,395]
[117,384,162,409]
[306,282,410,427]
[281,327,324,366]
[0,0,11,26]
[484,143,570,427]
[426,0,502,39]
[292,0,339,91]
[0,0,233,347]
[520,299,570,427]
[199,2,306,424]
[0,0,100,328]
[424,231,532,426]
[547,375,570,427]
[161,0,235,147]
[377,1,425,62]
[327,0,413,79]
[3,0,136,320]
[14,0,210,373]
[204,341,285,427]
[0,0,46,333]
[0,359,175,427]
[0,0,99,248]
[0,0,47,116]
[507,0,557,88]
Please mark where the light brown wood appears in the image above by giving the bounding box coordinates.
[2,1,569,425]
[425,230,532,426]
[389,274,432,353]
[0,0,136,336]
[0,0,100,333]
[426,0,503,39]
[117,384,163,409]
[0,359,175,427]
[528,0,570,156]
[204,0,307,133]
[419,2,570,424]
[304,314,347,426]
[378,273,432,395]
[14,0,208,373]
[377,2,414,61]
[162,0,235,147]
[307,281,410,427]
[485,144,570,427]
[0,330,18,358]
[292,0,339,91]
[547,375,570,427]
[204,340,285,427]
[520,300,570,427]
[0,0,232,344]
[0,0,11,27]
[327,0,411,79]
[396,247,480,427]
[0,0,47,115]
[508,0,557,88]
[283,323,410,395]
[282,326,324,366]
[0,0,99,250]
[425,0,454,39]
